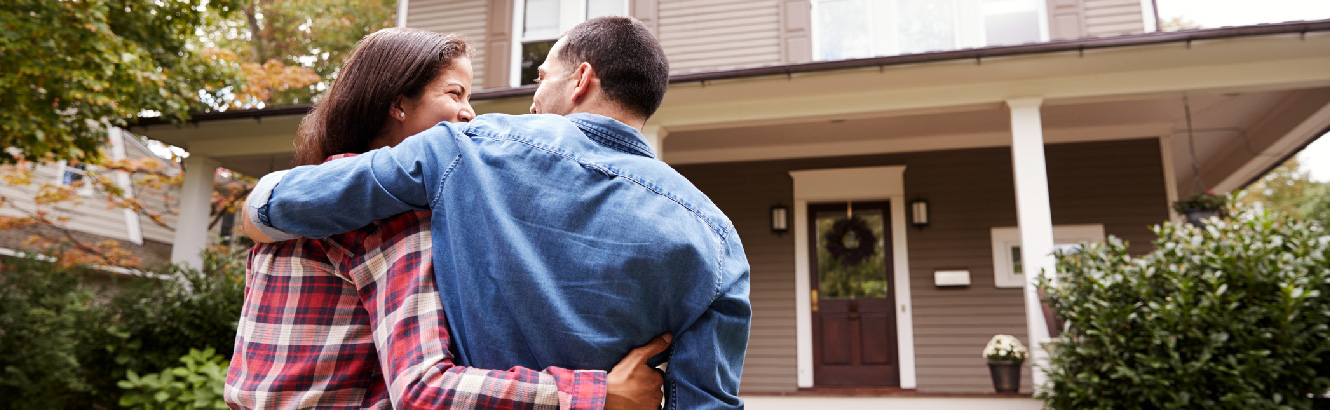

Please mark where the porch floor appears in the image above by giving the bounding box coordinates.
[741,395,1044,410]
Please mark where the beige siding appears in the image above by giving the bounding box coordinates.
[674,138,1168,393]
[122,138,180,244]
[1081,0,1146,37]
[407,0,491,87]
[658,0,782,74]
[0,163,133,243]
[132,173,180,244]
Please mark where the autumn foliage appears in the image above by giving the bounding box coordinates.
[0,151,251,269]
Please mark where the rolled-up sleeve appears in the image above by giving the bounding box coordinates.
[245,170,299,242]
[248,123,465,239]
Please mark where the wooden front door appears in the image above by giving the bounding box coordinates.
[809,202,899,387]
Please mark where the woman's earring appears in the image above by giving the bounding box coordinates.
[398,111,405,118]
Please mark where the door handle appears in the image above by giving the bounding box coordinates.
[811,289,819,312]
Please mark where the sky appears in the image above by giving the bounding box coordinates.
[1155,0,1330,182]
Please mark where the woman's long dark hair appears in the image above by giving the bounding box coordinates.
[294,28,470,166]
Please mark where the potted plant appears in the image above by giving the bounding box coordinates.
[1172,190,1227,226]
[984,335,1027,394]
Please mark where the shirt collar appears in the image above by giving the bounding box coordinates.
[565,113,656,159]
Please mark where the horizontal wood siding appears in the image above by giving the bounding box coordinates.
[407,0,491,87]
[0,164,132,243]
[1081,0,1145,37]
[132,173,179,244]
[123,138,180,244]
[673,138,1168,393]
[657,0,782,74]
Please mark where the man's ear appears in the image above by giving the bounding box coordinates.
[571,62,595,103]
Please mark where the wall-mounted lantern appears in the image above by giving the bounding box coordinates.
[910,199,930,229]
[771,205,789,234]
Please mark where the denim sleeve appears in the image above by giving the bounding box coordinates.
[254,123,464,239]
[665,232,752,409]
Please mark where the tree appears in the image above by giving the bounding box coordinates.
[1160,16,1203,31]
[0,0,244,165]
[1239,156,1330,226]
[202,0,395,108]
[0,148,252,269]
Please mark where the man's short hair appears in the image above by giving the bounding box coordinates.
[559,16,670,119]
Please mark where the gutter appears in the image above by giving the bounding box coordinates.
[131,19,1330,127]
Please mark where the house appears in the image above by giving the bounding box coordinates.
[0,128,182,276]
[130,1,1330,407]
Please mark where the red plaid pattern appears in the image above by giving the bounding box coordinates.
[226,191,606,409]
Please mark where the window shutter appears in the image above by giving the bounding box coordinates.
[1046,0,1085,40]
[630,0,658,37]
[484,0,515,89]
[780,0,812,63]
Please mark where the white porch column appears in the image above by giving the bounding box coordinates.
[641,125,668,160]
[170,155,219,270]
[1006,98,1055,390]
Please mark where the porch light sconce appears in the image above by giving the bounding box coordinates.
[770,205,789,234]
[910,199,930,229]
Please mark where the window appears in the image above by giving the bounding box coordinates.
[513,0,628,86]
[990,224,1105,288]
[812,0,1047,61]
[58,162,94,196]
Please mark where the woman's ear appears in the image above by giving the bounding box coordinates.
[390,96,408,122]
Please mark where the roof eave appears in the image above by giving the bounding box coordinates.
[130,19,1330,127]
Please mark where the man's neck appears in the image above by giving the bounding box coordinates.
[568,104,645,131]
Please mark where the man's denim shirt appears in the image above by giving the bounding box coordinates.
[248,113,752,409]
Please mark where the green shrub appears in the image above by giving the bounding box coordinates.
[0,257,110,408]
[1039,209,1330,409]
[110,251,246,377]
[0,249,246,409]
[118,348,230,410]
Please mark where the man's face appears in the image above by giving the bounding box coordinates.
[530,38,576,115]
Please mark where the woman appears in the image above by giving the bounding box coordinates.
[226,28,665,410]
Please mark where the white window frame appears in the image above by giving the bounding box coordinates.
[810,0,1049,62]
[56,161,95,196]
[990,224,1105,288]
[510,0,629,87]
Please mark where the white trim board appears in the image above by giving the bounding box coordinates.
[1159,135,1182,224]
[789,165,916,389]
[108,128,144,245]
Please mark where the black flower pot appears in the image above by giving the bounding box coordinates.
[1182,208,1221,227]
[988,361,1022,394]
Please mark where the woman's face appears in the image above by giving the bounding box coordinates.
[390,57,476,146]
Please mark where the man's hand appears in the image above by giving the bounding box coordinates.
[606,333,671,410]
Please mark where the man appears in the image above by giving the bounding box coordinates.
[244,17,751,409]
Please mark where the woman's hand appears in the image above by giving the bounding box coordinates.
[605,334,671,410]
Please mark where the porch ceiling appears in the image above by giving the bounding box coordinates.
[131,114,302,177]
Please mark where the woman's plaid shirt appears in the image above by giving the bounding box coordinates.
[225,207,607,409]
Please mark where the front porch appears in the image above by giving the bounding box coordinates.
[129,21,1330,395]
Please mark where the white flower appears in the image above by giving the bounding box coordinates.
[983,335,1028,362]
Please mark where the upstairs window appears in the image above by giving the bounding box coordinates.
[59,162,94,196]
[812,0,1046,61]
[515,0,628,86]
